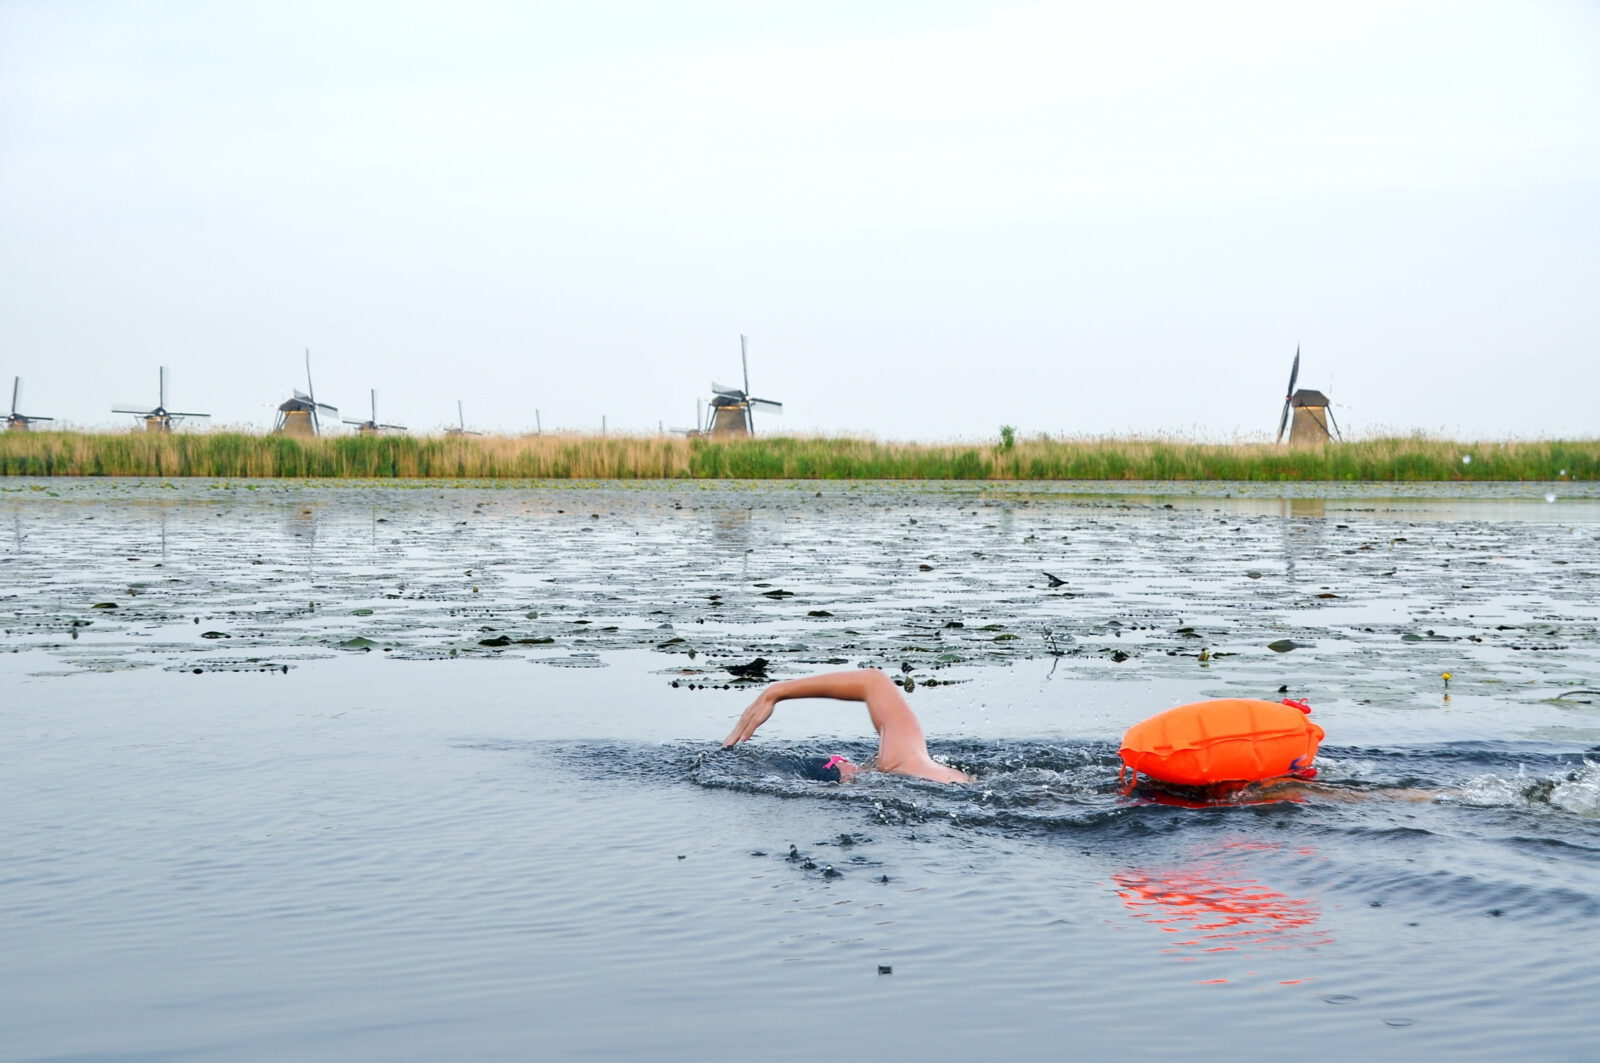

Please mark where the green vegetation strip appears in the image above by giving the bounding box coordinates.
[0,431,1594,481]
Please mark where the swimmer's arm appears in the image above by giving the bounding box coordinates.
[721,670,926,751]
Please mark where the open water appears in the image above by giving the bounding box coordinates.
[3,478,1598,1061]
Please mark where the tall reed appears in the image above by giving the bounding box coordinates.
[0,430,1592,481]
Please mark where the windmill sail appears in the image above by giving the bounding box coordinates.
[1276,347,1339,445]
[704,335,784,437]
[114,366,209,432]
[7,377,55,430]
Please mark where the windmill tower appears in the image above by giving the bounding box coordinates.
[113,367,210,433]
[443,400,481,437]
[1276,347,1341,445]
[704,335,783,438]
[274,350,339,437]
[343,390,406,435]
[7,378,54,431]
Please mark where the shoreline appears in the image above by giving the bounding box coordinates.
[1,430,1595,482]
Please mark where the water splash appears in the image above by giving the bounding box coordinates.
[1451,759,1600,817]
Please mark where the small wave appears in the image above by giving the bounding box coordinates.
[1445,759,1600,818]
[528,737,1600,859]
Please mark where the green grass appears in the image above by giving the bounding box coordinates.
[0,430,1593,481]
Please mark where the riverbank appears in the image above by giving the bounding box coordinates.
[0,430,1594,481]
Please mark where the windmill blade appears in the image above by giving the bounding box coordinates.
[1275,345,1299,443]
[748,398,783,413]
[304,348,321,409]
[457,399,465,431]
[10,377,19,416]
[1326,405,1344,441]
[740,336,758,433]
[113,406,156,415]
[166,411,210,419]
[711,381,743,398]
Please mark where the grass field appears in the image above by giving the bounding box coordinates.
[0,430,1592,481]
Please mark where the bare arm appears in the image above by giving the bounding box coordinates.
[722,670,968,782]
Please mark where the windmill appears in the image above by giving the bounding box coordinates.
[443,400,481,437]
[343,390,406,435]
[113,367,210,433]
[274,349,339,437]
[7,378,54,431]
[1275,346,1341,445]
[704,335,783,437]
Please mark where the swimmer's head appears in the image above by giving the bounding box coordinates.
[796,754,858,783]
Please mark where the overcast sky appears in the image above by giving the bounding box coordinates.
[2,0,1596,440]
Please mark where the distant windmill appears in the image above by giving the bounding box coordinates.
[7,377,54,431]
[704,335,783,437]
[343,390,406,435]
[1276,347,1341,445]
[113,367,210,433]
[274,349,339,437]
[443,400,481,437]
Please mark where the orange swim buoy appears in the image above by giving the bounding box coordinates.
[1119,698,1325,788]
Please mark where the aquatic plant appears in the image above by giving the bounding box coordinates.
[0,429,1595,481]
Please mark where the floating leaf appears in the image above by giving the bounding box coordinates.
[726,658,770,678]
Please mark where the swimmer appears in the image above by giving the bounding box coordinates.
[723,670,1445,801]
[722,669,972,784]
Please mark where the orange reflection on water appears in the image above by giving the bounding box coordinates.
[1112,843,1332,983]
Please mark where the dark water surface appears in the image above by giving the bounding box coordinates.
[3,479,1599,1060]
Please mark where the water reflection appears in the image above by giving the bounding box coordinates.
[1280,500,1327,581]
[1112,841,1331,981]
[282,501,322,585]
[709,507,754,555]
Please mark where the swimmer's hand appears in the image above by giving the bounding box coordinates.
[723,689,777,747]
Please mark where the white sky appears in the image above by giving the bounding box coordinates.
[2,0,1596,440]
